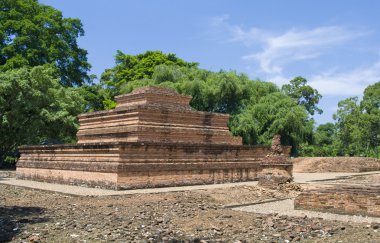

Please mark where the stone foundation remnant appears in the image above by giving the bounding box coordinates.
[294,185,380,217]
[17,86,292,189]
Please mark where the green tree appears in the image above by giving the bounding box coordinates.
[361,82,380,156]
[0,66,84,166]
[101,50,198,88]
[119,64,314,153]
[78,83,107,112]
[0,0,90,86]
[100,51,197,109]
[362,82,380,114]
[282,76,323,115]
[230,92,313,154]
[310,123,340,156]
[334,97,367,156]
[122,65,279,114]
[300,82,379,157]
[314,123,336,146]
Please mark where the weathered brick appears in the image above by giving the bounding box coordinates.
[294,185,380,217]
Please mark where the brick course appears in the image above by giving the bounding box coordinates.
[294,185,380,217]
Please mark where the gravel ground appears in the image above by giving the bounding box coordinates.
[1,182,380,242]
[0,178,260,196]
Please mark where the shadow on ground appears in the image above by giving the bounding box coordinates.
[0,206,49,242]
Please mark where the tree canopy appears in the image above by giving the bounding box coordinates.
[0,0,90,86]
[116,64,314,153]
[300,81,380,157]
[282,76,322,116]
[99,50,198,109]
[0,66,84,166]
[101,50,198,88]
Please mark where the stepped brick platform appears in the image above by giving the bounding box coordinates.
[294,185,380,217]
[17,86,292,189]
[76,87,242,145]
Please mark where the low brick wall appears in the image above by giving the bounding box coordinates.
[17,142,292,189]
[294,185,380,217]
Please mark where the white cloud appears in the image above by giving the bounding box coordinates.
[309,60,380,96]
[210,16,369,73]
[239,26,369,74]
[265,60,380,97]
[209,14,230,27]
[265,74,291,86]
[266,59,380,96]
[228,26,267,45]
[209,16,376,96]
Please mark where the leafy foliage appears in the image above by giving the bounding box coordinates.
[101,50,198,88]
[361,82,380,153]
[282,76,322,115]
[0,66,84,165]
[118,65,314,153]
[299,123,340,156]
[99,51,198,109]
[333,97,364,155]
[300,82,380,157]
[0,0,90,86]
[78,83,107,112]
[230,92,313,154]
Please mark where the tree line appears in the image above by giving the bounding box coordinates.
[0,0,379,166]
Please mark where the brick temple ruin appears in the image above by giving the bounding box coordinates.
[17,86,292,189]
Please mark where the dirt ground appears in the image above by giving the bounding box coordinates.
[292,157,380,173]
[1,174,380,242]
[322,173,380,186]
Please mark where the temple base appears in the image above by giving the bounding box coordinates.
[17,142,292,190]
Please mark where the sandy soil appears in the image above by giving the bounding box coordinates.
[292,157,380,173]
[321,173,380,186]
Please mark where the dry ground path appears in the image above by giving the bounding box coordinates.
[1,171,379,196]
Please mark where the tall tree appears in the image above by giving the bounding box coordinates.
[101,50,198,88]
[230,92,313,153]
[334,97,368,156]
[119,64,314,153]
[313,123,340,156]
[100,51,198,109]
[361,82,380,156]
[314,123,336,146]
[300,82,379,157]
[282,76,322,115]
[0,0,90,86]
[361,82,380,114]
[0,66,84,166]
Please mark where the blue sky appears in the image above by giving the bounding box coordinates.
[40,0,380,124]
